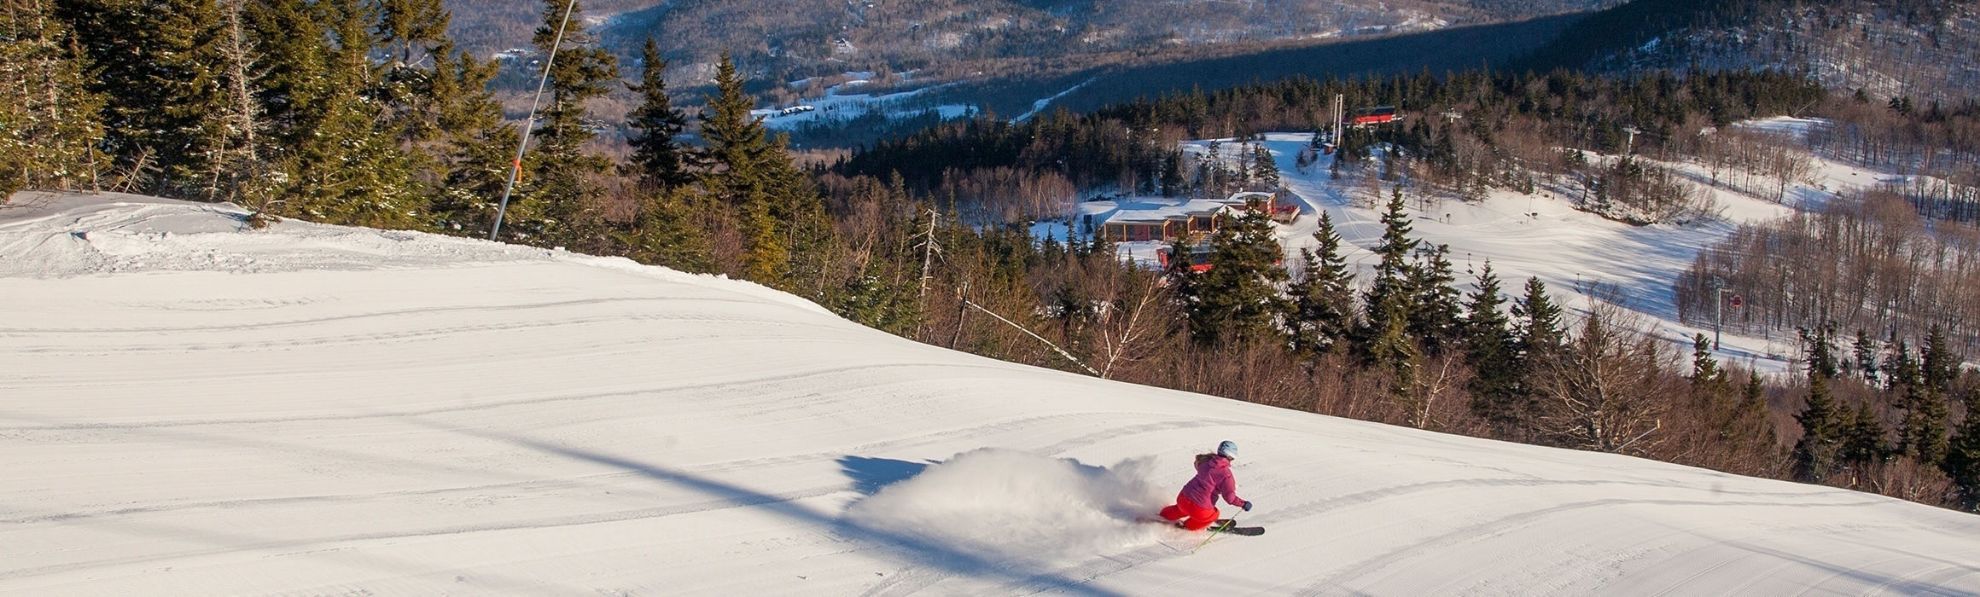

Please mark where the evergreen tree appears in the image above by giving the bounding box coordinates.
[1181,206,1289,345]
[1287,213,1356,355]
[1798,323,1840,381]
[1884,336,1916,392]
[1498,276,1565,435]
[1792,370,1843,482]
[511,0,618,247]
[1691,333,1723,386]
[243,0,329,151]
[1406,243,1461,353]
[0,1,104,194]
[701,52,769,204]
[1899,375,1951,465]
[625,38,692,189]
[1945,408,1980,510]
[373,0,457,151]
[375,0,446,64]
[1514,276,1566,357]
[1839,401,1887,465]
[1852,329,1879,384]
[1160,149,1185,197]
[1922,326,1959,395]
[1362,185,1417,348]
[1463,261,1522,428]
[1367,293,1422,421]
[280,0,420,228]
[701,53,789,283]
[429,51,518,234]
[1251,145,1279,188]
[618,186,714,273]
[1732,371,1778,454]
[60,0,230,196]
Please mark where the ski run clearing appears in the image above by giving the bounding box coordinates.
[3,191,1979,595]
[1082,119,1901,373]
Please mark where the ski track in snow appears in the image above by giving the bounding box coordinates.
[4,191,1980,595]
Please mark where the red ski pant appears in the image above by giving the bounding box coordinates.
[1159,492,1220,531]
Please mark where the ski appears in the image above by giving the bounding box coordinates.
[1142,517,1264,536]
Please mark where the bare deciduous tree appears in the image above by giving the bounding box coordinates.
[1533,300,1673,455]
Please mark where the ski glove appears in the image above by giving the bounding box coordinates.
[1241,500,1254,512]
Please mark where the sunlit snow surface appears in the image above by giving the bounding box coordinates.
[3,192,1979,595]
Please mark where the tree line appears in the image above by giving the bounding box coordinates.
[1677,190,1980,359]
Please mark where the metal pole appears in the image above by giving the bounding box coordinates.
[1715,287,1726,351]
[489,0,580,241]
[1192,510,1236,553]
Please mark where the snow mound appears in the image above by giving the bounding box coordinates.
[848,449,1167,564]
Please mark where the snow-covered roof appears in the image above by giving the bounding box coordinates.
[1216,191,1276,206]
[1076,197,1229,225]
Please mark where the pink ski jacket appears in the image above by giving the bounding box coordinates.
[1181,454,1244,508]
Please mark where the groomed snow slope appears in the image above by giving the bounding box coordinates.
[4,193,1980,596]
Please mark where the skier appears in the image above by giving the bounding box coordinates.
[1159,440,1252,531]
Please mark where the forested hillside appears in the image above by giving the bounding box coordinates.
[1526,0,1980,103]
[435,0,1623,146]
[448,0,1617,81]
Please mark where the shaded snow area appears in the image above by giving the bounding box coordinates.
[6,193,1980,594]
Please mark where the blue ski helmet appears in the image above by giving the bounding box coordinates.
[1217,440,1238,460]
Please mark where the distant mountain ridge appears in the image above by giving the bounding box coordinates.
[449,0,1620,88]
[1524,0,1980,102]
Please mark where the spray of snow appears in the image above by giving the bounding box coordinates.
[846,448,1169,564]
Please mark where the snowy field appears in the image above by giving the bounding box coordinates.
[5,193,1980,595]
[751,74,976,132]
[1174,121,1895,372]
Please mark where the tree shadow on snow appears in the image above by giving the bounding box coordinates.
[837,455,934,495]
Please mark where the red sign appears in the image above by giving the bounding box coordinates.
[1729,294,1744,308]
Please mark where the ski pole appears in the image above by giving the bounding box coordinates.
[1191,510,1236,553]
